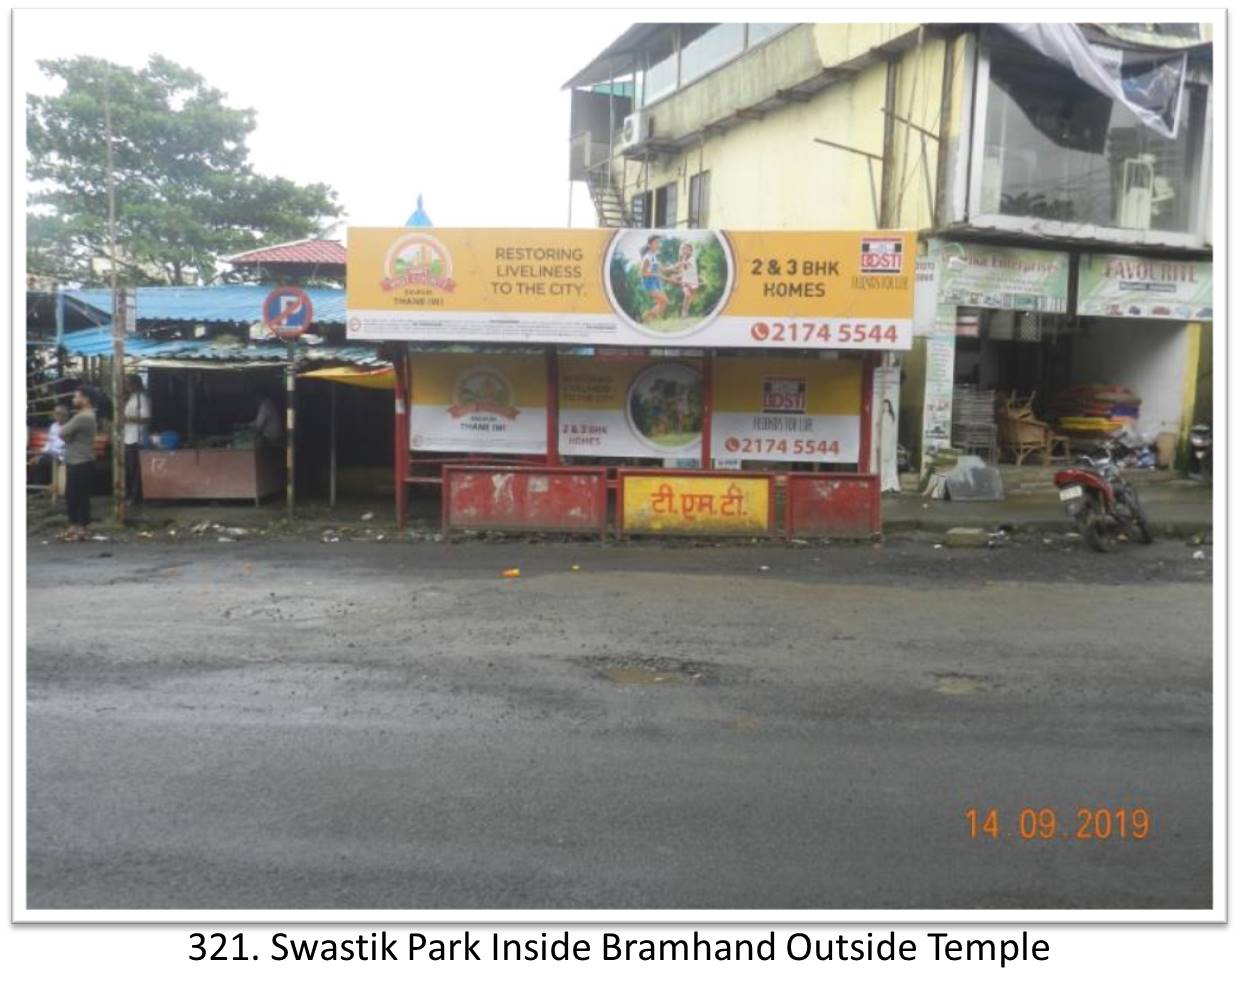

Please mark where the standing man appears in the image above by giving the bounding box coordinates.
[123,374,151,505]
[61,388,98,540]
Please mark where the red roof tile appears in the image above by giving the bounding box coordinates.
[228,239,347,266]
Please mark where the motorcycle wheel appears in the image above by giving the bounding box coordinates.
[1082,499,1116,553]
[1127,492,1154,545]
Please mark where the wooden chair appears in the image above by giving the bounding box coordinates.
[997,391,1071,466]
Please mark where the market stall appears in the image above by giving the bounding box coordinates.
[57,285,394,506]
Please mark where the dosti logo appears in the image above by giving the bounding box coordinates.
[381,234,456,293]
[860,236,904,275]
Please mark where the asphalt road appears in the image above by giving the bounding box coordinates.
[25,535,1213,910]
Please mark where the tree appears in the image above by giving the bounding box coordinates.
[27,55,343,286]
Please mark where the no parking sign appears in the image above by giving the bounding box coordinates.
[261,286,314,340]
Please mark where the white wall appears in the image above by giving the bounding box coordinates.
[1068,320,1189,438]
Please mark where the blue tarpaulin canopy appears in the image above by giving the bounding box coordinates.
[64,285,346,326]
[55,284,380,366]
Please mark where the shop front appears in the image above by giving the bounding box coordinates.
[346,226,917,537]
[909,239,1211,471]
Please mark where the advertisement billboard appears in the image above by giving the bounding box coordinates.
[347,228,916,350]
[710,356,863,464]
[559,356,704,460]
[928,239,1069,314]
[409,352,546,454]
[1076,254,1212,320]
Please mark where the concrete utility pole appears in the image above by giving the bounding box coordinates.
[103,78,126,524]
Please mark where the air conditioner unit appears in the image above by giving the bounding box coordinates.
[618,111,651,151]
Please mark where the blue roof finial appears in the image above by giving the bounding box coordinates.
[406,194,432,227]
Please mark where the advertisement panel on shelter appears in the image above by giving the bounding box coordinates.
[711,357,863,464]
[621,473,772,535]
[347,228,916,350]
[409,352,546,454]
[928,239,1069,314]
[1076,254,1212,320]
[559,355,704,460]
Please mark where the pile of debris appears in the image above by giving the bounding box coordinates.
[921,450,1005,502]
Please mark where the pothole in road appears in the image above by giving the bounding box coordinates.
[931,672,994,695]
[584,654,720,687]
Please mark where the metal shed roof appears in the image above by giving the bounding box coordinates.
[65,285,347,326]
[59,325,382,366]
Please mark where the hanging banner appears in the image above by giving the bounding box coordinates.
[928,239,1069,314]
[711,357,863,464]
[347,228,916,350]
[920,331,956,471]
[409,352,546,454]
[1076,254,1212,320]
[559,356,703,459]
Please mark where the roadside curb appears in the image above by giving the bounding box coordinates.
[881,518,1212,540]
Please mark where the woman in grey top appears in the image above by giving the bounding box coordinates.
[61,388,97,539]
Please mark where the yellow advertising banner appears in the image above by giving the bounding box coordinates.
[712,356,863,464]
[559,356,703,459]
[620,474,772,535]
[408,352,546,454]
[348,227,915,350]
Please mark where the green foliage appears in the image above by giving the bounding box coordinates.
[27,55,342,286]
[609,235,729,325]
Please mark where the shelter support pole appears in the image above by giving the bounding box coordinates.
[545,347,560,467]
[394,346,409,532]
[111,289,127,523]
[860,352,876,474]
[330,382,338,509]
[701,351,714,469]
[286,342,296,517]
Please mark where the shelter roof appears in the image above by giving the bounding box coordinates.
[57,324,383,366]
[65,285,347,325]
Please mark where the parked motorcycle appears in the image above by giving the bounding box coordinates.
[1188,423,1212,482]
[1053,437,1153,552]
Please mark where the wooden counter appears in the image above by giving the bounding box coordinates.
[140,448,283,505]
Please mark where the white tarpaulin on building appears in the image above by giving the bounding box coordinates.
[1003,23,1188,139]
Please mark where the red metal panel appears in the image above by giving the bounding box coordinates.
[443,465,607,537]
[785,472,881,539]
[140,449,282,501]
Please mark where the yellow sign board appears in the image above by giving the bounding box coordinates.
[408,352,547,454]
[559,356,703,459]
[712,356,863,463]
[620,474,772,535]
[347,228,915,350]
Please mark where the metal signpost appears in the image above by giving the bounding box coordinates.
[261,287,314,516]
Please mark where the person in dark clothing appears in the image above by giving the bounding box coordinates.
[61,388,98,539]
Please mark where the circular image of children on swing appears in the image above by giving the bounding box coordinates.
[625,362,703,453]
[604,229,734,338]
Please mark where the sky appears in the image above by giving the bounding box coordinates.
[15,7,636,236]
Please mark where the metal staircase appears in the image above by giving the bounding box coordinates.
[584,162,631,228]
